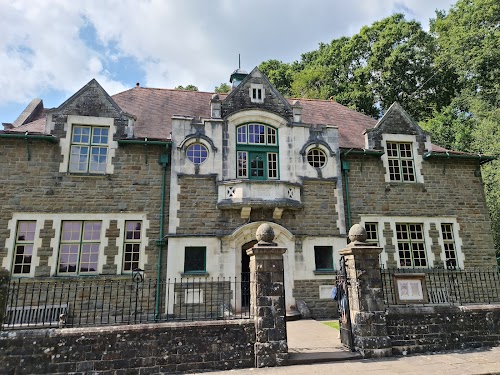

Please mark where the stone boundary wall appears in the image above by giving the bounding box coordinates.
[293,279,338,319]
[0,320,255,374]
[387,304,500,355]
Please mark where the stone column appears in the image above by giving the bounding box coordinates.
[247,223,288,368]
[0,268,10,326]
[339,224,392,358]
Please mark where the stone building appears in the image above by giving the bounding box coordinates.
[0,68,496,319]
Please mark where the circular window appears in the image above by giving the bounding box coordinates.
[307,148,327,168]
[186,143,208,165]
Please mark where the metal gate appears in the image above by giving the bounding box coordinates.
[337,256,354,350]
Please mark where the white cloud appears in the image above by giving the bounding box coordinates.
[0,0,457,120]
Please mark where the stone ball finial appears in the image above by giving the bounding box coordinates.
[349,224,367,243]
[256,223,276,245]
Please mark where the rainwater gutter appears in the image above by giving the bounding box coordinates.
[423,151,496,165]
[0,132,58,161]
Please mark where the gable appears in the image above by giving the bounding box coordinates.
[366,102,429,150]
[221,67,293,121]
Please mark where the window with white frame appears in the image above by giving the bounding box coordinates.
[12,221,36,275]
[69,126,109,173]
[307,148,327,168]
[58,221,101,275]
[249,84,265,103]
[186,143,209,165]
[386,142,415,182]
[123,221,142,272]
[396,223,427,267]
[236,123,279,180]
[441,223,458,268]
[364,222,379,246]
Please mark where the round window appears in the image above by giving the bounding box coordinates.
[307,148,327,168]
[186,143,208,165]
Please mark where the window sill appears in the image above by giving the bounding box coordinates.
[181,271,209,278]
[65,172,110,178]
[313,269,336,275]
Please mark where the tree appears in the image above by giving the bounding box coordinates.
[214,83,231,94]
[175,85,198,91]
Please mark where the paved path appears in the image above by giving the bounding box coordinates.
[193,319,500,375]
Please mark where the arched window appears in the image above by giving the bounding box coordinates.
[186,143,208,165]
[236,124,278,180]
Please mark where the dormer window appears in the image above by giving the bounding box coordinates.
[249,84,265,103]
[386,141,415,182]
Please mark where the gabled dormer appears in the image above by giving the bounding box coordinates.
[221,67,293,121]
[365,102,431,184]
[46,79,136,175]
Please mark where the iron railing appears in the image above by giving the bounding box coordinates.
[2,275,252,330]
[380,266,500,306]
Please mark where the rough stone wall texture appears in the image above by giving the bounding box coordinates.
[386,305,500,354]
[49,80,130,140]
[176,176,340,237]
[0,139,170,279]
[343,155,496,268]
[0,320,255,374]
[293,279,338,319]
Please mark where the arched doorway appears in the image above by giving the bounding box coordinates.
[241,240,257,309]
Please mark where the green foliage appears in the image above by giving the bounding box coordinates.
[323,321,340,330]
[175,85,198,91]
[259,0,500,255]
[214,83,231,94]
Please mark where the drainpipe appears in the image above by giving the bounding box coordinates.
[341,160,352,230]
[155,148,170,320]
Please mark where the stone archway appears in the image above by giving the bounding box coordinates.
[226,221,296,313]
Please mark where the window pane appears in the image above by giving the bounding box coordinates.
[184,247,206,272]
[186,143,209,165]
[237,151,248,178]
[314,246,333,270]
[268,153,278,178]
[72,126,90,144]
[237,126,247,144]
[307,148,327,168]
[92,127,109,145]
[248,124,265,144]
[89,147,108,172]
[69,145,89,172]
[250,155,265,177]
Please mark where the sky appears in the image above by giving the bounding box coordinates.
[0,0,457,124]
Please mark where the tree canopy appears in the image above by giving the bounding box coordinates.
[259,0,500,257]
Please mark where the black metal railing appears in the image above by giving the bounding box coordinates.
[380,266,500,306]
[2,276,252,330]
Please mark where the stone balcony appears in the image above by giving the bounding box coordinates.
[217,180,303,219]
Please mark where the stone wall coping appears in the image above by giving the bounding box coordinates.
[339,244,383,256]
[247,246,287,257]
[0,319,253,339]
[386,304,500,315]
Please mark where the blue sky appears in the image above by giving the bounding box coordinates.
[0,0,457,124]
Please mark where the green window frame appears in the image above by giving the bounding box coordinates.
[123,221,142,273]
[69,125,109,173]
[58,221,101,275]
[12,221,36,275]
[236,123,279,180]
[184,247,207,274]
[386,142,415,182]
[396,223,427,268]
[314,246,334,271]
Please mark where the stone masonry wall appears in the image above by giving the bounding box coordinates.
[343,155,496,268]
[386,305,500,354]
[0,139,170,279]
[176,176,340,237]
[0,320,255,374]
[293,279,338,319]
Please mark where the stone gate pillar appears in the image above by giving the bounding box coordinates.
[339,224,392,358]
[247,223,288,368]
[0,268,10,326]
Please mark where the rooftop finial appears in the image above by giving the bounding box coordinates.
[238,53,241,69]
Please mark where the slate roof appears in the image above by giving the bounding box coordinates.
[0,85,468,154]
